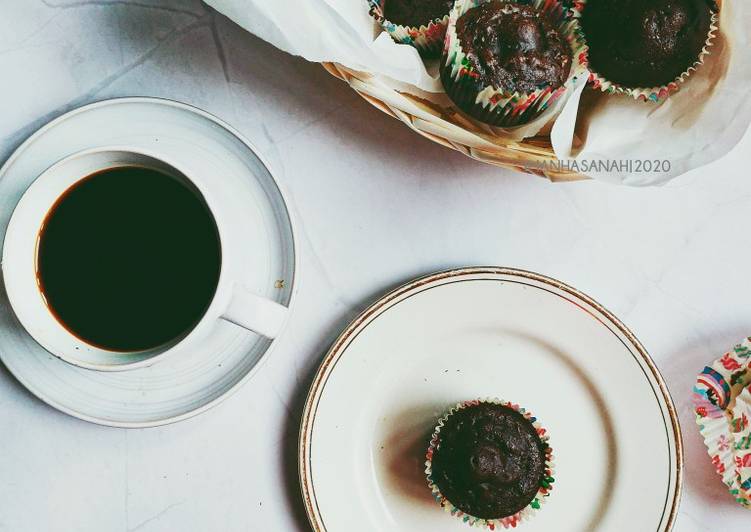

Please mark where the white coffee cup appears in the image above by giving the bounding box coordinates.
[2,147,290,371]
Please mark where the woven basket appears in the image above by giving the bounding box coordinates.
[322,62,586,182]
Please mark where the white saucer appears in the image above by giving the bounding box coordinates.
[300,268,681,531]
[0,97,297,427]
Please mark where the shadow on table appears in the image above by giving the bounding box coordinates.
[276,292,373,531]
[0,276,44,404]
[277,260,477,531]
[207,9,482,185]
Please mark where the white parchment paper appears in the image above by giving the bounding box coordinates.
[206,0,751,185]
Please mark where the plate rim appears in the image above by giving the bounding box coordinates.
[0,96,299,428]
[298,266,683,531]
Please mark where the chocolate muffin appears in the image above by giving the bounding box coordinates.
[581,0,716,88]
[455,2,572,94]
[428,402,548,519]
[384,0,454,28]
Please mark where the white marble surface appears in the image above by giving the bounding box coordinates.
[0,1,750,531]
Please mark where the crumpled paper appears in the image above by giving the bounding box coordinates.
[206,0,751,185]
[205,0,440,90]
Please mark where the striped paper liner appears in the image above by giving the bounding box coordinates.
[694,337,751,508]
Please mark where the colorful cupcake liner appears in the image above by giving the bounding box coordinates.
[578,0,720,103]
[694,337,751,508]
[368,0,450,57]
[425,398,555,529]
[441,0,589,128]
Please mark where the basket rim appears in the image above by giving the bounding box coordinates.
[321,61,588,182]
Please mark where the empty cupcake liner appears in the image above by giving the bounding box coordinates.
[441,0,589,128]
[368,0,450,57]
[694,337,751,508]
[425,398,555,529]
[578,0,720,103]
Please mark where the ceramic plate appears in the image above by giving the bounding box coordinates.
[0,97,296,427]
[300,268,682,531]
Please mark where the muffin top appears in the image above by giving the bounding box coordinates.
[383,0,454,28]
[430,403,547,519]
[581,0,715,88]
[455,2,572,94]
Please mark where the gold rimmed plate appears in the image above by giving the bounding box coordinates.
[299,267,682,531]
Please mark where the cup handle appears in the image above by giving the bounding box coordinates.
[220,283,289,339]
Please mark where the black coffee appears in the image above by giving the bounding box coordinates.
[37,166,221,352]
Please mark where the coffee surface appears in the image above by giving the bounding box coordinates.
[37,166,221,352]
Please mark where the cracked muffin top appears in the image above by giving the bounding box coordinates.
[455,1,572,93]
